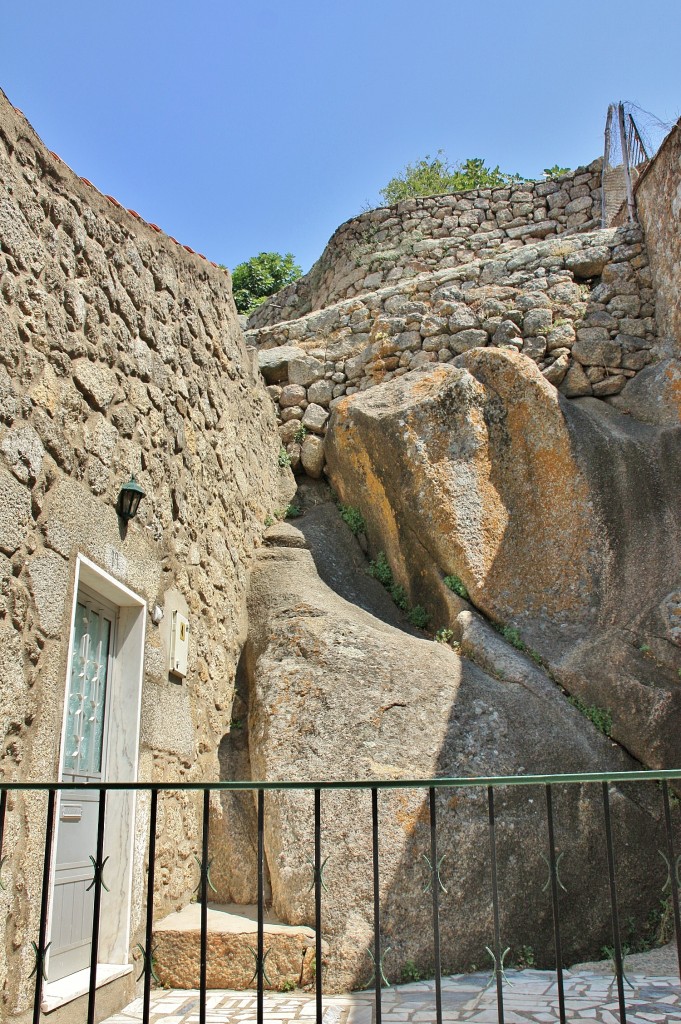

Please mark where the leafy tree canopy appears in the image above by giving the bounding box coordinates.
[230,251,302,315]
[379,152,526,205]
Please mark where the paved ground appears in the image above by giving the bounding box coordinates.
[102,964,681,1024]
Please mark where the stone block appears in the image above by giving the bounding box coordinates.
[289,356,325,387]
[27,550,70,636]
[72,358,118,411]
[302,403,329,435]
[565,246,610,278]
[279,384,307,408]
[1,425,45,484]
[572,336,622,367]
[307,379,334,406]
[301,434,325,477]
[560,361,592,397]
[257,345,302,384]
[451,329,488,354]
[0,468,31,554]
[523,308,553,336]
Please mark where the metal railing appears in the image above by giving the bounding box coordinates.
[1,769,680,1024]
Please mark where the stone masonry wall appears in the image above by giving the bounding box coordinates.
[249,161,603,329]
[635,119,681,350]
[0,90,287,1016]
[247,225,657,477]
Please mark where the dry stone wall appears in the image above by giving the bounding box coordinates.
[0,90,288,1016]
[249,161,603,328]
[248,225,658,476]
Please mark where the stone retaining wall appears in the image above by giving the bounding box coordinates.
[249,161,603,329]
[247,225,657,476]
[635,119,681,350]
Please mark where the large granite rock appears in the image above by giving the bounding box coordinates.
[241,534,666,992]
[324,350,681,770]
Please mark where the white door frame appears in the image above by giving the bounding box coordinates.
[47,554,146,977]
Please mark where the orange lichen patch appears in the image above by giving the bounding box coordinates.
[409,365,451,398]
[127,208,142,220]
[663,363,681,417]
[393,792,430,836]
[105,194,123,208]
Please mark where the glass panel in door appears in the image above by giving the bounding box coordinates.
[49,596,115,982]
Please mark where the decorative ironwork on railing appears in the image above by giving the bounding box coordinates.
[1,769,680,1024]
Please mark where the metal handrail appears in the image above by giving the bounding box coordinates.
[2,767,681,792]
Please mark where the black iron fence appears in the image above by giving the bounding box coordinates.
[1,770,680,1024]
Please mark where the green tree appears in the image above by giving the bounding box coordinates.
[230,251,302,315]
[379,151,524,205]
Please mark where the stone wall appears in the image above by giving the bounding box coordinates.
[635,119,681,349]
[0,90,288,1017]
[248,225,657,476]
[249,161,603,328]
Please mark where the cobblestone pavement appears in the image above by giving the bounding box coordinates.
[103,967,681,1024]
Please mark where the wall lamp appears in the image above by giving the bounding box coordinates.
[117,475,146,521]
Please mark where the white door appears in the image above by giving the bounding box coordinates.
[49,589,116,982]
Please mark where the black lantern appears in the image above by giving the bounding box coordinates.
[117,475,145,521]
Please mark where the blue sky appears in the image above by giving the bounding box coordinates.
[2,1,680,273]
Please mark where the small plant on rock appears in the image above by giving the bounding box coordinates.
[443,575,469,600]
[278,446,292,468]
[294,423,307,444]
[497,624,527,652]
[568,694,612,737]
[338,504,366,536]
[284,503,302,519]
[368,551,394,587]
[279,978,296,992]
[435,627,455,645]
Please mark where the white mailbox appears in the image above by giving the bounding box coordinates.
[170,611,190,678]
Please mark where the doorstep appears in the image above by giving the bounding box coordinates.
[42,963,133,1013]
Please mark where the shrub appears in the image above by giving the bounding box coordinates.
[400,959,422,983]
[389,583,409,610]
[407,605,431,629]
[380,153,524,205]
[543,165,571,179]
[443,575,469,600]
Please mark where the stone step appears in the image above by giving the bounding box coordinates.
[153,902,319,990]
